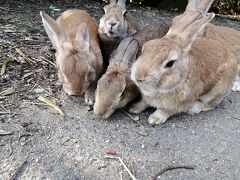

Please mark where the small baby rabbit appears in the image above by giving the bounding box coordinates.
[131,9,237,125]
[98,0,170,59]
[40,10,103,105]
[94,37,139,118]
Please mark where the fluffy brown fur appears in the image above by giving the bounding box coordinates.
[131,11,237,125]
[174,0,240,91]
[94,37,139,118]
[40,10,103,105]
[98,0,170,59]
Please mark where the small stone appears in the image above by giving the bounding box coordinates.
[34,88,45,94]
[0,130,12,136]
[86,106,92,111]
[134,116,140,121]
[73,139,78,143]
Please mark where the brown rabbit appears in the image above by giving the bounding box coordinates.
[130,8,237,125]
[98,0,170,59]
[40,10,103,105]
[94,37,139,118]
[182,0,240,91]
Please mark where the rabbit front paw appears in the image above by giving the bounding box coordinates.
[84,92,95,106]
[187,100,211,115]
[148,110,169,125]
[129,99,148,114]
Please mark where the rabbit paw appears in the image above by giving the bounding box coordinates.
[84,92,95,106]
[129,100,148,114]
[148,110,169,125]
[187,101,210,114]
[232,80,240,92]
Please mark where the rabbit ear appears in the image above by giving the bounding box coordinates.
[122,38,139,68]
[186,0,201,11]
[114,37,138,67]
[186,0,214,16]
[170,0,214,32]
[117,0,126,9]
[112,37,134,63]
[196,0,214,16]
[168,11,203,36]
[109,0,117,4]
[168,13,215,55]
[40,11,65,48]
[75,22,91,48]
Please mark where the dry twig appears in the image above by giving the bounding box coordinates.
[105,155,137,180]
[0,87,15,96]
[15,48,36,64]
[41,56,56,67]
[9,160,28,180]
[231,116,240,121]
[151,165,195,180]
[20,37,47,43]
[119,172,123,180]
[0,6,14,12]
[8,138,13,156]
[121,110,142,127]
[121,110,148,137]
[1,57,11,76]
[0,130,12,136]
[37,96,64,116]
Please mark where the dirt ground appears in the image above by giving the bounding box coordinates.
[0,1,240,180]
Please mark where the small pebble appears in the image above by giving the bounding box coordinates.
[86,106,93,111]
[134,116,140,121]
[34,88,45,94]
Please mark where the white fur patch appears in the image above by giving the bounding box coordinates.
[232,75,240,92]
[129,100,148,114]
[187,105,202,114]
[130,63,137,84]
[187,101,212,115]
[232,80,240,92]
[148,110,169,125]
[169,52,179,61]
[200,95,213,104]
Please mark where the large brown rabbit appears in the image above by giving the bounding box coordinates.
[40,10,103,105]
[182,0,240,91]
[130,9,237,125]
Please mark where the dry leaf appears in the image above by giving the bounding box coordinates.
[0,87,15,96]
[15,48,36,64]
[37,96,64,116]
[0,130,12,136]
[23,72,33,78]
[106,148,117,156]
[137,130,148,137]
[0,57,11,76]
[24,37,33,41]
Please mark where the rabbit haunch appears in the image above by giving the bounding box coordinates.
[179,0,240,91]
[131,10,237,125]
[40,10,103,105]
[94,37,139,119]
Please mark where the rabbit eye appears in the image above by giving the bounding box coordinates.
[122,10,127,17]
[165,60,176,68]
